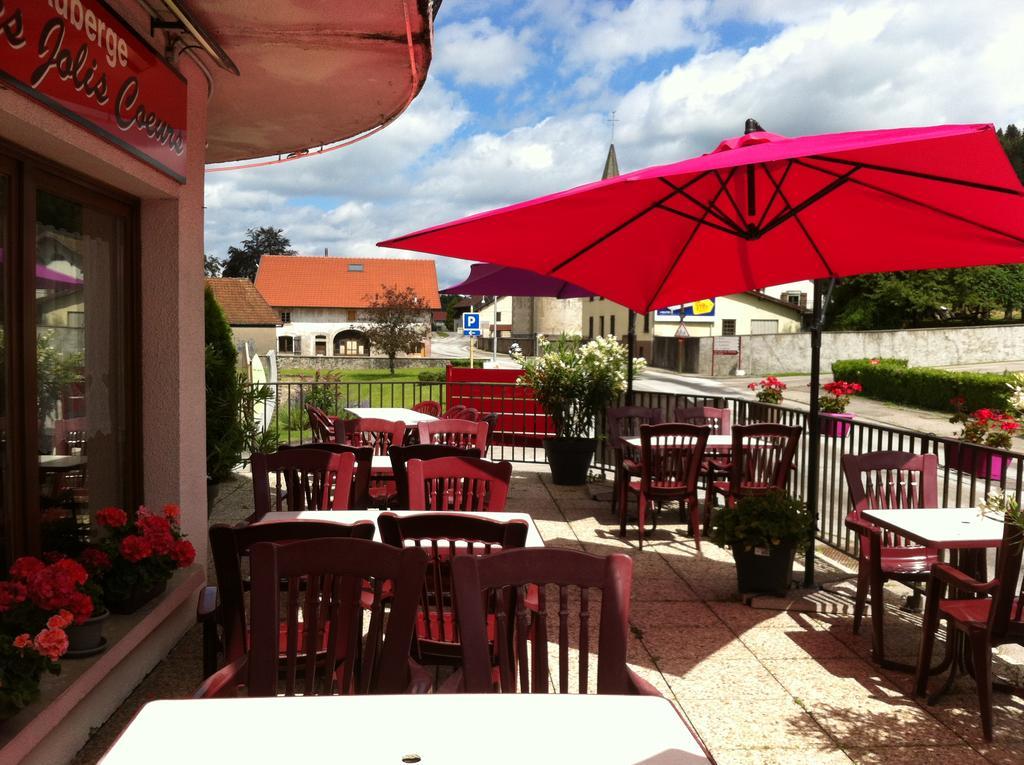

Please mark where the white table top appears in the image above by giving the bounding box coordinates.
[101,695,710,764]
[371,455,393,471]
[258,509,546,548]
[346,407,438,424]
[39,455,87,469]
[862,508,1007,549]
[624,434,733,449]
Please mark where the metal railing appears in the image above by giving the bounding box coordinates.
[247,381,1024,558]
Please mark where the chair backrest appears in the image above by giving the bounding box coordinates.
[479,413,499,456]
[442,405,467,420]
[248,538,427,696]
[453,548,635,694]
[606,406,663,450]
[347,418,406,456]
[990,520,1024,637]
[305,404,335,443]
[378,512,529,661]
[460,407,480,422]
[388,444,482,510]
[417,419,489,454]
[279,443,373,509]
[209,520,376,664]
[728,424,802,495]
[673,406,731,435]
[639,423,710,498]
[406,457,513,512]
[251,448,357,520]
[412,400,442,418]
[842,451,938,550]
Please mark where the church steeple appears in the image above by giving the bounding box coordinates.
[602,143,620,179]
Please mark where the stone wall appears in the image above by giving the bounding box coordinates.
[277,356,453,371]
[668,324,1024,376]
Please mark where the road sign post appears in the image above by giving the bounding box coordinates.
[463,312,481,369]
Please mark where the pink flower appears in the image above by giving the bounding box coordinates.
[12,633,31,649]
[47,610,74,629]
[33,627,69,660]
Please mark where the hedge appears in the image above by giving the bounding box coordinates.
[831,358,1013,413]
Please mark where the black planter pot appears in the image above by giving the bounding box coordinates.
[106,580,168,615]
[66,608,109,657]
[732,543,797,595]
[543,438,597,486]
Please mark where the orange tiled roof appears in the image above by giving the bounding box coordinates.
[254,256,441,310]
[206,277,281,326]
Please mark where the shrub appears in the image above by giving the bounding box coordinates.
[205,288,243,481]
[711,490,813,552]
[418,369,445,382]
[831,358,1012,412]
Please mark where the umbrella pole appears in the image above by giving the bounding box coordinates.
[803,277,835,587]
[626,310,636,404]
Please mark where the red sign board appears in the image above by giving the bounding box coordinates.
[0,0,188,182]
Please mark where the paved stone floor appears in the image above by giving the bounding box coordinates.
[73,465,1024,764]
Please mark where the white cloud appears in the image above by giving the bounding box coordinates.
[432,18,534,87]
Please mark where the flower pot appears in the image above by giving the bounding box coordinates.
[66,608,109,657]
[106,580,168,615]
[820,412,854,437]
[543,437,597,486]
[747,402,781,424]
[944,443,1010,481]
[731,542,797,595]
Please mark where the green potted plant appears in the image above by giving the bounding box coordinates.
[711,489,812,595]
[513,335,643,485]
[947,398,1019,480]
[819,380,862,437]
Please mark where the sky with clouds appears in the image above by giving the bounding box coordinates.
[203,0,1024,289]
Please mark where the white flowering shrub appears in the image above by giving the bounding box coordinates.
[1007,373,1024,415]
[513,335,646,439]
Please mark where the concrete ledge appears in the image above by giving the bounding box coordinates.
[0,567,204,765]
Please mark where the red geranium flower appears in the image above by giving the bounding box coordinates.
[10,556,45,581]
[162,504,181,522]
[138,514,172,539]
[47,610,74,630]
[0,581,27,612]
[96,507,128,528]
[33,627,69,660]
[27,564,79,611]
[171,539,196,568]
[80,547,111,571]
[12,633,31,649]
[52,558,88,587]
[120,535,152,563]
[66,591,94,624]
[869,358,880,365]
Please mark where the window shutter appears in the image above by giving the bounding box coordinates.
[294,336,302,355]
[800,293,808,309]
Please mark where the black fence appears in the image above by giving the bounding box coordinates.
[247,381,1024,558]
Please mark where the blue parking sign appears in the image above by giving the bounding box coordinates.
[462,312,481,336]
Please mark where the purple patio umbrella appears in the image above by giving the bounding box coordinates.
[441,262,594,299]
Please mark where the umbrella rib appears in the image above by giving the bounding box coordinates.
[714,170,747,228]
[654,204,748,238]
[763,164,836,277]
[550,172,711,275]
[645,167,739,313]
[795,159,1024,247]
[755,161,794,231]
[658,178,746,235]
[758,167,859,237]
[807,155,1024,196]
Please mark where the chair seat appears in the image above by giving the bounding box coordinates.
[622,459,642,475]
[940,597,1022,627]
[627,478,689,493]
[875,546,940,577]
[712,480,775,493]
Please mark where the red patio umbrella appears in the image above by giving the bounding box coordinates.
[380,121,1024,584]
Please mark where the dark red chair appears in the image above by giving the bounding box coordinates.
[842,451,939,667]
[411,400,442,418]
[460,407,480,422]
[378,512,529,666]
[279,443,373,509]
[624,423,710,550]
[607,406,664,519]
[406,457,513,512]
[387,444,482,509]
[705,423,801,531]
[479,413,499,457]
[915,520,1023,740]
[345,418,406,507]
[442,405,467,420]
[250,448,357,521]
[305,403,339,443]
[196,538,429,698]
[417,419,489,453]
[198,519,375,677]
[673,406,732,434]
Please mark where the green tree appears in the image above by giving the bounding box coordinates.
[997,123,1024,184]
[222,227,295,281]
[205,287,243,481]
[440,293,462,330]
[363,285,429,375]
[204,254,222,277]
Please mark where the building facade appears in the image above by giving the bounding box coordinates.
[206,277,281,364]
[255,256,441,359]
[0,1,437,761]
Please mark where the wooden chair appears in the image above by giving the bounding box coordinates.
[479,413,499,457]
[198,519,376,677]
[196,538,429,698]
[406,457,513,512]
[411,400,442,418]
[673,406,731,434]
[250,448,357,521]
[842,451,939,668]
[378,512,529,666]
[607,406,664,519]
[388,444,482,509]
[623,423,710,550]
[442,405,467,420]
[305,403,338,443]
[346,418,407,506]
[279,443,373,509]
[460,407,480,421]
[705,424,801,530]
[915,520,1023,740]
[418,419,489,454]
